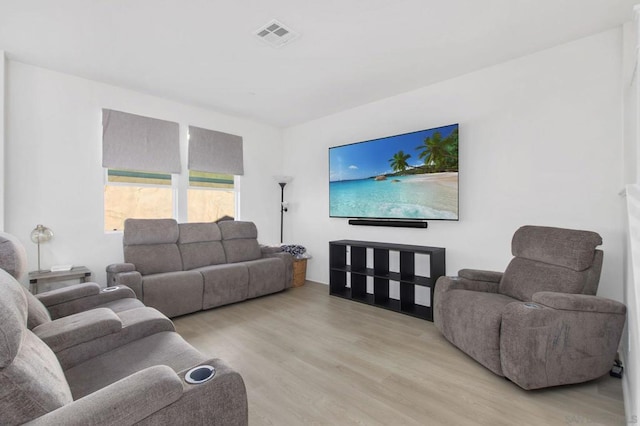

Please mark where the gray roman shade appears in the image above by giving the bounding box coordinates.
[188,126,244,175]
[102,109,181,173]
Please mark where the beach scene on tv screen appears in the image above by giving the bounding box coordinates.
[329,124,458,220]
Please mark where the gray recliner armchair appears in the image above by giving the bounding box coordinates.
[0,232,175,369]
[434,225,626,390]
[0,267,248,425]
[0,231,144,321]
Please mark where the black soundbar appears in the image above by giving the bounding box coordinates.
[348,219,428,228]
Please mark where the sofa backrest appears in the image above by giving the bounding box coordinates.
[123,219,183,275]
[0,232,53,329]
[218,221,262,263]
[0,269,73,425]
[21,285,53,330]
[0,231,28,281]
[178,222,227,270]
[499,225,603,301]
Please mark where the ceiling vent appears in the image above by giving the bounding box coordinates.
[255,20,299,48]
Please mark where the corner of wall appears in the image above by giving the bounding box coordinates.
[0,50,5,231]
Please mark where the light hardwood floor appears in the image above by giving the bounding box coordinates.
[173,282,626,425]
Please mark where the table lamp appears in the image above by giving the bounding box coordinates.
[30,224,54,272]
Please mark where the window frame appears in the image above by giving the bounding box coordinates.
[103,169,241,232]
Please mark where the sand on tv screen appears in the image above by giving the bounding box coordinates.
[329,123,459,221]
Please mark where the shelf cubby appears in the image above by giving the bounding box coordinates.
[329,240,446,321]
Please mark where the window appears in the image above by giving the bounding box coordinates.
[102,109,180,231]
[188,171,236,222]
[104,169,174,231]
[186,126,243,223]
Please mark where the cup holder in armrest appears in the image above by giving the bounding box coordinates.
[102,286,121,292]
[523,302,541,309]
[185,365,216,384]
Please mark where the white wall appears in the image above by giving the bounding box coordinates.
[1,51,5,231]
[283,28,625,302]
[622,11,640,424]
[5,61,284,285]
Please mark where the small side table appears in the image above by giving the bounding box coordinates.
[28,266,92,294]
[292,258,308,288]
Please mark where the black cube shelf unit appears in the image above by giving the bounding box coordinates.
[329,240,445,321]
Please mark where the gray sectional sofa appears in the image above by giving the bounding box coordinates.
[107,219,293,318]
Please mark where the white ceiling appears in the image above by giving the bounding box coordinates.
[0,0,636,127]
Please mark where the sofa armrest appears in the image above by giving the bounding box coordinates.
[500,298,626,389]
[260,245,283,255]
[458,269,503,283]
[106,262,136,286]
[435,275,500,294]
[263,251,294,289]
[532,292,627,314]
[433,276,500,327]
[33,308,122,353]
[109,269,143,300]
[36,282,101,307]
[154,357,247,425]
[25,365,183,426]
[106,262,136,274]
[43,285,137,320]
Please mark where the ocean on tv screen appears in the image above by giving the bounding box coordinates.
[329,172,458,219]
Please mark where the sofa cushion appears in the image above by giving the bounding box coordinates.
[142,271,203,318]
[219,221,261,263]
[436,289,515,375]
[511,226,602,272]
[178,223,226,270]
[123,218,179,245]
[223,239,262,263]
[245,258,285,298]
[64,331,206,399]
[499,257,590,302]
[200,264,249,309]
[218,220,257,239]
[123,219,183,275]
[178,222,221,244]
[125,244,183,275]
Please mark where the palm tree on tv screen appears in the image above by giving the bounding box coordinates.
[416,129,458,172]
[389,150,411,173]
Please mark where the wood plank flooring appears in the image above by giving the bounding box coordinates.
[173,282,626,425]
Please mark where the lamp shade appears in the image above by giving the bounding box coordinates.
[30,225,53,244]
[273,175,293,184]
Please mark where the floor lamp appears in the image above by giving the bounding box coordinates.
[274,176,293,243]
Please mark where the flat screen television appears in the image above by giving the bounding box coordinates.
[329,123,459,221]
